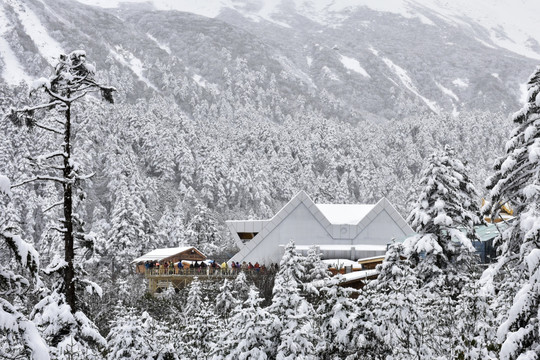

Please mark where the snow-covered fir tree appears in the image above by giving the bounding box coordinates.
[214,279,238,324]
[6,50,115,313]
[484,66,540,360]
[106,305,155,360]
[314,276,361,359]
[232,271,251,303]
[0,179,49,359]
[214,286,272,360]
[404,146,483,358]
[369,242,425,359]
[267,241,319,360]
[300,245,331,306]
[182,278,216,358]
[405,145,481,287]
[454,280,498,359]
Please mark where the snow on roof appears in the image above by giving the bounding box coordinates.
[357,254,387,263]
[322,259,362,269]
[315,204,375,225]
[131,247,204,263]
[340,269,379,283]
[291,244,387,251]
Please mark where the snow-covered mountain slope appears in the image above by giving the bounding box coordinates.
[0,0,538,120]
[76,0,540,60]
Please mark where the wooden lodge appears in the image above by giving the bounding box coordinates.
[131,246,237,293]
[133,245,391,294]
[132,246,207,274]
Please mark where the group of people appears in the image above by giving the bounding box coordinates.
[142,260,278,276]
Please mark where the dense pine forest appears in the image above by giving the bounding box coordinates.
[1,0,540,358]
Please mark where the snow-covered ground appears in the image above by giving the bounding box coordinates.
[5,0,64,65]
[339,54,370,78]
[0,6,32,85]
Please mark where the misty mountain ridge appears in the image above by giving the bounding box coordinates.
[0,0,538,121]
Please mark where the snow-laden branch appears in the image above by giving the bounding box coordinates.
[50,227,68,234]
[11,176,67,188]
[73,172,95,181]
[34,122,63,135]
[43,201,64,213]
[31,151,66,161]
[16,101,62,112]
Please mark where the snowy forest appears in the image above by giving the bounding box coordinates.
[1,0,540,359]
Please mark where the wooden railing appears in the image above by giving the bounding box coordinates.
[143,267,268,277]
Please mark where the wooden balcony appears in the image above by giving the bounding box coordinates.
[143,268,265,294]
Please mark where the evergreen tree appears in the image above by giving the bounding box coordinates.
[370,243,424,359]
[454,280,498,359]
[405,145,481,287]
[300,245,331,307]
[216,286,272,360]
[0,183,49,360]
[232,271,251,303]
[215,279,238,324]
[183,278,216,358]
[106,306,154,360]
[315,276,359,359]
[106,173,154,274]
[484,66,540,360]
[267,241,318,359]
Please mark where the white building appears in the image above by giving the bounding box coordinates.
[227,191,414,264]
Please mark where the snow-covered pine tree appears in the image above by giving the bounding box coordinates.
[106,173,152,276]
[404,147,482,358]
[31,290,105,359]
[267,241,318,359]
[0,177,49,359]
[314,275,360,359]
[405,145,481,287]
[5,50,115,312]
[215,286,272,360]
[300,245,331,306]
[369,242,424,359]
[454,280,498,359]
[215,279,238,324]
[182,278,216,358]
[106,305,154,360]
[484,66,540,360]
[232,271,251,302]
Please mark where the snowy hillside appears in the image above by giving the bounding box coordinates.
[2,2,540,359]
[76,0,540,60]
[0,0,537,119]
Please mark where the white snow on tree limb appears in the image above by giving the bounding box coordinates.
[2,231,40,269]
[0,175,11,197]
[0,299,50,360]
[31,78,51,91]
[81,279,103,298]
[43,256,68,275]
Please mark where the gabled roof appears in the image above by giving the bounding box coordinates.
[228,191,413,260]
[315,204,375,225]
[131,246,206,264]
